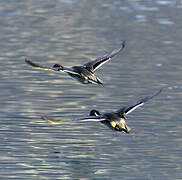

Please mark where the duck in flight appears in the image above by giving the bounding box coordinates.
[25,41,125,85]
[76,89,162,133]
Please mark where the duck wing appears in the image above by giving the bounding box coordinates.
[74,115,106,122]
[42,116,63,124]
[118,89,162,115]
[25,59,56,71]
[84,41,125,72]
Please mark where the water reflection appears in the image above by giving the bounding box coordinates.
[157,18,174,25]
[0,0,182,179]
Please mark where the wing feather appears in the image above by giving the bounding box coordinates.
[118,88,162,115]
[84,41,125,72]
[25,59,55,71]
[74,115,106,122]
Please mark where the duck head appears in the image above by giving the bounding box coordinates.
[52,64,64,71]
[89,109,101,116]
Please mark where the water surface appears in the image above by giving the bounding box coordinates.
[0,0,182,179]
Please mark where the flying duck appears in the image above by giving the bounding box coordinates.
[76,89,162,133]
[25,41,125,85]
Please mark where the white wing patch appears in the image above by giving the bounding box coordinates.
[76,119,103,122]
[125,103,144,115]
[93,59,110,71]
[76,118,106,122]
[62,69,79,75]
[75,116,106,122]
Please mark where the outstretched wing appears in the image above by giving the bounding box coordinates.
[42,116,62,124]
[25,59,55,71]
[42,115,105,124]
[74,115,106,122]
[118,88,162,115]
[84,41,125,72]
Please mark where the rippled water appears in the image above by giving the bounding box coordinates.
[0,0,182,179]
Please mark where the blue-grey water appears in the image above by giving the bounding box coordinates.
[0,0,182,179]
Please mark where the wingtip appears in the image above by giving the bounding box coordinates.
[156,88,163,96]
[42,116,62,124]
[159,88,163,93]
[145,88,163,102]
[25,58,35,67]
[25,58,28,62]
[25,58,32,64]
[122,41,126,48]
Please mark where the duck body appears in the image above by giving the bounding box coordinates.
[100,112,130,133]
[76,89,162,133]
[89,110,130,133]
[70,66,103,84]
[25,41,125,85]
